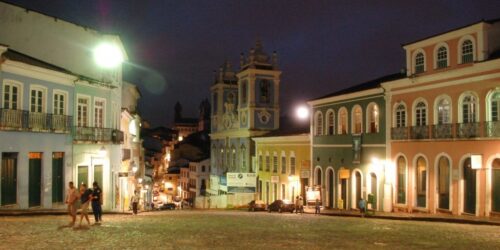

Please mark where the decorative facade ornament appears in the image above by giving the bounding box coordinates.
[258,109,271,124]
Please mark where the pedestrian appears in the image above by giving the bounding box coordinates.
[315,198,321,215]
[295,196,300,214]
[91,181,103,224]
[299,195,304,214]
[65,181,78,227]
[79,183,93,227]
[131,190,140,215]
[358,198,366,218]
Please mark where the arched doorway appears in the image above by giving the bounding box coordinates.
[315,167,322,186]
[370,173,377,210]
[437,156,450,210]
[491,158,500,213]
[416,156,427,208]
[327,169,334,208]
[355,171,362,209]
[463,158,476,214]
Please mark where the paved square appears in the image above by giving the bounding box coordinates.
[0,210,498,249]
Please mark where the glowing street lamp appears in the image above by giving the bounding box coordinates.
[296,106,309,120]
[93,42,124,68]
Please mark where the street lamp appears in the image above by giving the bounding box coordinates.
[296,105,309,120]
[93,42,124,68]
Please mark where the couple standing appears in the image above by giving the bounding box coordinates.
[65,181,103,227]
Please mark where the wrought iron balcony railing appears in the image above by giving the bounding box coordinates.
[432,124,453,139]
[0,108,72,133]
[73,127,124,144]
[410,125,429,139]
[485,121,500,137]
[456,122,480,138]
[391,127,408,140]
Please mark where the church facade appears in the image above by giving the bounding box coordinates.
[208,41,281,207]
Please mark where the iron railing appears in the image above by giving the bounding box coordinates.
[456,122,480,138]
[410,125,429,139]
[391,127,408,140]
[485,121,500,137]
[0,108,72,133]
[73,127,124,144]
[432,124,453,139]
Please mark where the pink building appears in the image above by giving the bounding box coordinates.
[383,19,500,217]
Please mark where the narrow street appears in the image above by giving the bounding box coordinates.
[0,210,498,249]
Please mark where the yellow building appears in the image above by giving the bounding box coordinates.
[253,133,310,205]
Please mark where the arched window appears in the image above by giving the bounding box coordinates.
[395,104,406,128]
[201,166,206,172]
[416,156,427,208]
[338,108,348,134]
[397,156,407,204]
[314,111,323,136]
[415,52,425,74]
[437,156,450,210]
[415,101,427,126]
[436,98,451,124]
[436,46,448,69]
[290,152,296,175]
[461,40,473,64]
[489,91,500,122]
[326,110,335,135]
[461,94,478,123]
[352,105,362,134]
[367,103,379,133]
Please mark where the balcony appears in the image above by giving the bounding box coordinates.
[73,127,124,144]
[432,124,453,139]
[410,125,429,139]
[485,121,500,137]
[391,127,408,140]
[0,108,72,133]
[456,122,480,138]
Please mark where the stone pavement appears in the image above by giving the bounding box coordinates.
[302,207,500,226]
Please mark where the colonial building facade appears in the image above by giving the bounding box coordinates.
[308,74,402,212]
[209,41,281,207]
[253,133,310,205]
[383,19,500,217]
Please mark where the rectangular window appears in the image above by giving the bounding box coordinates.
[492,101,498,122]
[259,155,263,171]
[30,89,43,113]
[265,155,270,172]
[281,183,286,200]
[3,84,19,110]
[53,93,65,115]
[77,97,89,127]
[94,100,105,128]
[273,155,278,173]
[281,156,286,174]
[290,157,296,175]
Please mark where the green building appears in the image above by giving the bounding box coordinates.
[308,73,403,212]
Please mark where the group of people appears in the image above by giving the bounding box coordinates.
[65,181,103,228]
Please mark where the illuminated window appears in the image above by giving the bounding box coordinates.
[367,103,379,133]
[326,110,335,135]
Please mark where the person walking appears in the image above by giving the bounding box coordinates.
[315,198,321,215]
[79,183,93,227]
[358,198,366,218]
[65,181,78,226]
[295,196,300,214]
[91,181,103,224]
[131,190,140,215]
[299,195,304,214]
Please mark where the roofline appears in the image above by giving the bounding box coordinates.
[307,87,384,106]
[252,134,310,143]
[401,18,498,47]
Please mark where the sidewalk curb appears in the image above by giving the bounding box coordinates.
[305,211,500,226]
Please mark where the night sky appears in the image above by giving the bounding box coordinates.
[5,0,500,127]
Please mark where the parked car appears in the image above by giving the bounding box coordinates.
[268,199,295,213]
[160,203,177,210]
[248,200,266,212]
